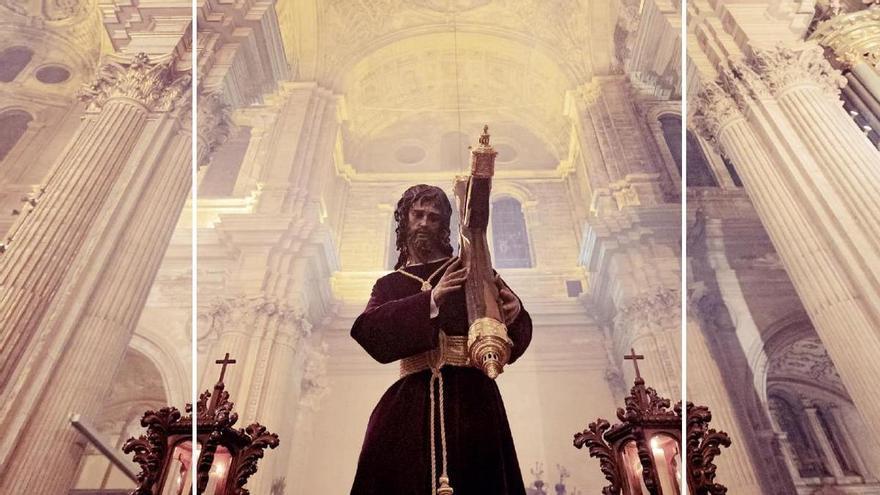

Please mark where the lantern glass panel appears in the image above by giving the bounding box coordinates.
[621,440,648,495]
[650,434,681,495]
[205,445,232,495]
[161,440,195,495]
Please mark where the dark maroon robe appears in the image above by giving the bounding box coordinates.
[350,258,532,495]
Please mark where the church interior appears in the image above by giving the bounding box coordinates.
[0,0,878,493]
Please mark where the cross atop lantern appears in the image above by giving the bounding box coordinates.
[123,353,279,495]
[574,349,731,495]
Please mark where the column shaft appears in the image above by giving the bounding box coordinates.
[0,106,191,493]
[712,105,880,448]
[687,316,767,493]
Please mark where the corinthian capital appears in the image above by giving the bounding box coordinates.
[747,44,847,97]
[197,91,232,168]
[78,53,192,112]
[692,81,743,148]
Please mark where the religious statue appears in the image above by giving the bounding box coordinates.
[350,128,533,494]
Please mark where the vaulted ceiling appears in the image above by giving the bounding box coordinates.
[277,0,621,174]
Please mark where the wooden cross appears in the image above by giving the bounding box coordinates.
[215,353,236,384]
[624,348,644,380]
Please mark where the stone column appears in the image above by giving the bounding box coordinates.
[0,53,191,493]
[694,64,880,446]
[686,309,768,493]
[828,404,875,481]
[199,295,313,495]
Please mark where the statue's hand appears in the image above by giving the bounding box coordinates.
[495,274,521,326]
[432,257,467,308]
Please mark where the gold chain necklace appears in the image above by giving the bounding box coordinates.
[397,257,455,292]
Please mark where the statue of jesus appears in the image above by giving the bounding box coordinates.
[350,183,532,494]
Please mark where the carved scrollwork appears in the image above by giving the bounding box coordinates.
[618,384,674,423]
[121,406,182,495]
[78,53,192,112]
[230,423,282,495]
[193,388,239,427]
[687,402,732,495]
[573,419,621,495]
[614,287,681,337]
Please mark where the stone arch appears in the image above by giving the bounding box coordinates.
[758,313,879,487]
[128,331,189,408]
[76,347,170,490]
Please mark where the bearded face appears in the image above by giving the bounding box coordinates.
[406,197,444,260]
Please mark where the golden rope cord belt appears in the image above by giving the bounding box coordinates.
[396,257,463,495]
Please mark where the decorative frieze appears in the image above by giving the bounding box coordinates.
[201,295,311,345]
[614,287,680,336]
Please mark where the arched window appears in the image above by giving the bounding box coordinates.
[0,47,34,82]
[491,197,531,269]
[768,395,830,478]
[0,110,33,162]
[659,115,682,172]
[815,407,859,476]
[658,114,718,187]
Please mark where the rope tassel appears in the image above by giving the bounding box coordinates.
[429,367,453,495]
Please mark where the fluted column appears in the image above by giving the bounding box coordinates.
[694,63,880,447]
[0,53,191,493]
[686,309,767,493]
[613,288,681,399]
[199,295,312,494]
[828,404,875,481]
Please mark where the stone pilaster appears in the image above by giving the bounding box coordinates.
[0,52,191,493]
[613,288,681,399]
[583,197,681,400]
[199,295,315,494]
[686,300,774,494]
[693,67,880,448]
